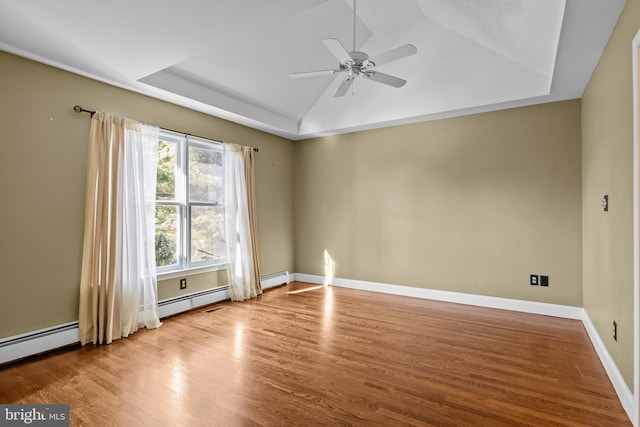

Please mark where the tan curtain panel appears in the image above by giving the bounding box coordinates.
[242,146,262,295]
[78,112,162,345]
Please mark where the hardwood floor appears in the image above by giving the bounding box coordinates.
[0,282,630,426]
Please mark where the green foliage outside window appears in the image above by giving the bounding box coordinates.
[156,140,175,200]
[155,140,178,267]
[154,137,225,269]
[189,145,224,262]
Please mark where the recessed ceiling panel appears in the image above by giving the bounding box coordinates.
[299,19,551,136]
[142,0,372,123]
[416,0,566,80]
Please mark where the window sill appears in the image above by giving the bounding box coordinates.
[157,263,227,281]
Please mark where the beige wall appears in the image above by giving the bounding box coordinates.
[294,100,583,307]
[582,0,639,390]
[0,52,295,338]
[2,5,636,391]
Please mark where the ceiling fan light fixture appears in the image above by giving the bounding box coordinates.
[288,0,417,97]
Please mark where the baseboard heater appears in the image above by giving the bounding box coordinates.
[0,321,80,365]
[158,286,230,318]
[159,270,289,317]
[261,271,290,289]
[0,271,291,366]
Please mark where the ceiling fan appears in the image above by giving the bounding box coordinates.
[289,0,417,97]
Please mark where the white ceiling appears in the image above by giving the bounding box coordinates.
[0,0,625,140]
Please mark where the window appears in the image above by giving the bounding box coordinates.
[154,131,225,275]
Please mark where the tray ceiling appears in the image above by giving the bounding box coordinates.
[0,0,625,140]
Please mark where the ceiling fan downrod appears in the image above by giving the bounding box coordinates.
[288,0,417,97]
[352,0,357,52]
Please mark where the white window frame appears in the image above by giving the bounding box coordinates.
[156,130,226,280]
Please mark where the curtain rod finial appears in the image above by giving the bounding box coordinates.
[74,105,96,116]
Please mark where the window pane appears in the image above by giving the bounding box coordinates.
[190,206,225,263]
[155,205,179,267]
[189,145,222,203]
[157,140,177,201]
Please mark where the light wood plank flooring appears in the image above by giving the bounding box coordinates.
[0,282,631,426]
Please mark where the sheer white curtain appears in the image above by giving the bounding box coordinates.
[79,112,162,345]
[224,143,262,301]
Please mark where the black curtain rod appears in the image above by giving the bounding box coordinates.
[73,105,259,152]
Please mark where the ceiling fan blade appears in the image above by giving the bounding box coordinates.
[364,71,406,88]
[322,38,353,64]
[369,44,417,67]
[289,70,339,78]
[334,77,354,97]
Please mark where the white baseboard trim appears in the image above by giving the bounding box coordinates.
[295,273,583,319]
[582,311,634,421]
[293,272,633,423]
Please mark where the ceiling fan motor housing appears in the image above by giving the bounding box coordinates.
[342,51,375,77]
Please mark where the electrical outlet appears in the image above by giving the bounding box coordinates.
[530,274,539,286]
[613,321,617,341]
[180,278,187,290]
[540,275,549,287]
